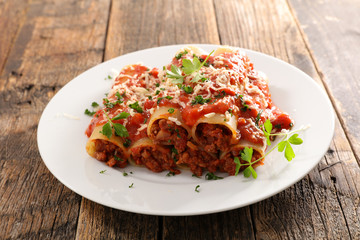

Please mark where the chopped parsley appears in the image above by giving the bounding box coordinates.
[84,109,95,116]
[157,96,173,105]
[114,155,124,161]
[205,172,223,180]
[255,110,263,127]
[128,101,143,113]
[239,94,250,111]
[123,138,131,148]
[191,95,211,105]
[168,108,175,114]
[175,50,188,60]
[166,171,176,177]
[195,185,200,192]
[214,90,226,99]
[181,85,193,94]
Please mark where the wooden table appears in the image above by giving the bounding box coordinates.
[1,0,359,239]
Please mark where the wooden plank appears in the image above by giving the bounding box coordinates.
[0,0,110,239]
[76,1,254,240]
[104,0,220,59]
[288,0,360,164]
[0,0,29,74]
[214,0,360,238]
[76,200,159,239]
[163,209,255,240]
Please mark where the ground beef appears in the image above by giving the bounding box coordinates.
[177,144,219,176]
[150,119,188,153]
[196,124,232,153]
[131,145,180,174]
[93,139,128,168]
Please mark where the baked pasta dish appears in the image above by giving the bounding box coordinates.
[85,46,293,176]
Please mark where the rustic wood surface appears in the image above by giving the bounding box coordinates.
[0,0,359,239]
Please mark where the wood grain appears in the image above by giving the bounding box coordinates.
[163,209,255,240]
[75,1,223,239]
[1,0,359,239]
[0,0,30,74]
[0,0,110,239]
[214,0,360,239]
[104,0,220,59]
[289,0,360,165]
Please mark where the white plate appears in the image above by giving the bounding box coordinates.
[37,44,334,216]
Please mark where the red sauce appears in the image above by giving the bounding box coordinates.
[182,100,231,126]
[85,49,294,176]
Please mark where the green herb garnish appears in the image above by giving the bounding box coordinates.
[191,95,211,105]
[234,120,306,179]
[123,138,131,148]
[175,50,188,60]
[84,109,95,116]
[100,110,129,139]
[128,101,143,113]
[182,50,214,75]
[166,171,176,177]
[166,65,184,84]
[205,172,223,180]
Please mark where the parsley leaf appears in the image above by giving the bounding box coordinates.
[182,57,201,75]
[113,123,129,137]
[182,50,214,76]
[100,110,129,139]
[234,121,307,179]
[241,147,253,163]
[288,133,303,145]
[112,112,130,120]
[234,157,241,176]
[100,122,112,139]
[166,65,184,84]
[277,133,303,161]
[263,119,272,146]
[243,166,257,179]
